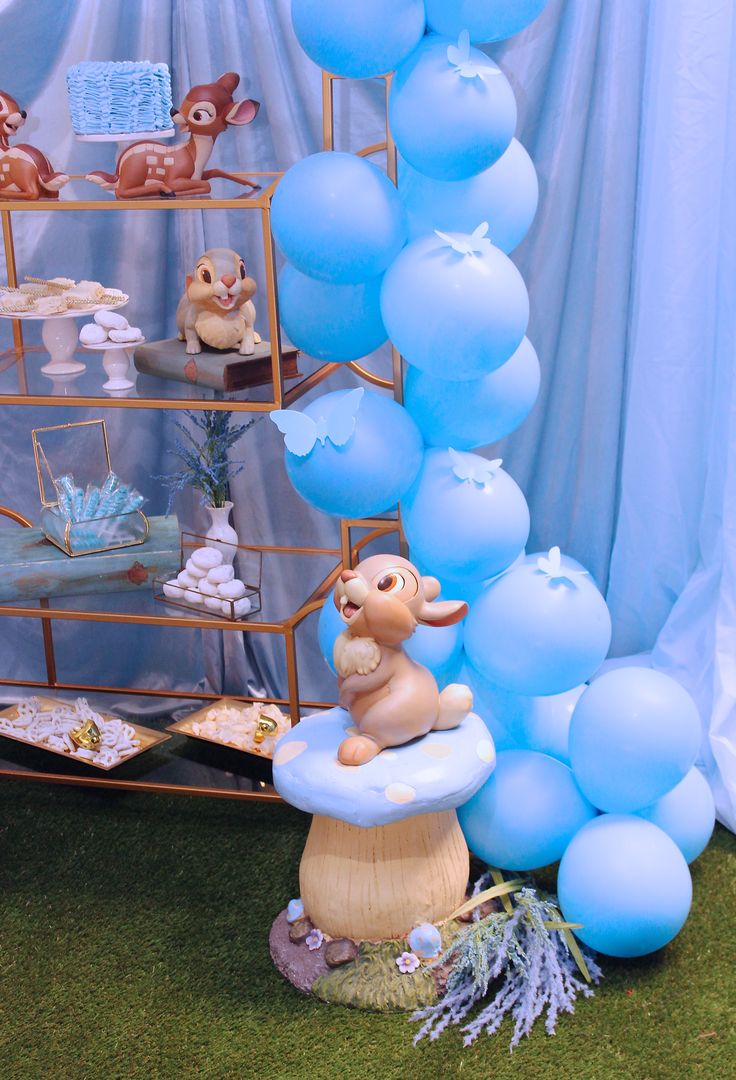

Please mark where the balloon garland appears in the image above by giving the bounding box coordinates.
[272,1,713,970]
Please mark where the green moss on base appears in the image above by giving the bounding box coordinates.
[313,939,438,1012]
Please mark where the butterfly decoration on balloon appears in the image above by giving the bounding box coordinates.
[271,387,364,457]
[435,221,495,258]
[446,30,500,79]
[449,447,503,486]
[536,546,589,585]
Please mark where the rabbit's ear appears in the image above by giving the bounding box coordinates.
[422,575,442,601]
[417,599,468,627]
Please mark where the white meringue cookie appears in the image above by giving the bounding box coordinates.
[185,558,208,580]
[80,323,108,345]
[207,565,234,585]
[108,326,142,343]
[191,546,223,570]
[218,579,246,600]
[94,309,129,330]
[177,570,197,589]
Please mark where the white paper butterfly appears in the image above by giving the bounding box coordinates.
[536,546,589,584]
[435,221,494,257]
[446,30,499,79]
[449,447,503,486]
[270,387,364,457]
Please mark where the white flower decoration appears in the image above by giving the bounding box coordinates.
[396,951,421,974]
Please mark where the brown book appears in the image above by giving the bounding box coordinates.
[134,338,301,392]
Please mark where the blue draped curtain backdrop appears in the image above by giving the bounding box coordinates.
[0,0,734,828]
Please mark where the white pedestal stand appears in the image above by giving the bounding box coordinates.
[83,337,143,394]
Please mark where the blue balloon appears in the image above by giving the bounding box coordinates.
[635,767,715,864]
[271,152,407,284]
[557,815,692,958]
[569,667,702,813]
[458,749,597,871]
[452,659,522,751]
[516,685,586,766]
[389,34,517,181]
[464,552,612,696]
[399,141,539,253]
[317,588,464,680]
[402,449,529,581]
[381,232,529,379]
[278,388,423,518]
[278,264,387,362]
[425,0,549,43]
[404,338,540,449]
[291,0,426,79]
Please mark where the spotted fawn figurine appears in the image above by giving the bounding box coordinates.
[333,554,473,765]
[0,90,69,200]
[86,72,259,199]
[176,247,259,354]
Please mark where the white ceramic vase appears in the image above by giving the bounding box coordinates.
[204,501,238,565]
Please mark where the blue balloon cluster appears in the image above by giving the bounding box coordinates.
[291,0,426,79]
[425,0,550,43]
[278,265,387,363]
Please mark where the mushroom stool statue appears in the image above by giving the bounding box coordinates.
[270,555,496,1011]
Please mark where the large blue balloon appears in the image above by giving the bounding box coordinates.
[516,685,586,766]
[278,265,387,362]
[399,141,538,253]
[291,0,426,79]
[271,152,406,284]
[635,767,715,864]
[458,749,597,871]
[389,34,517,181]
[317,589,463,679]
[404,338,540,449]
[557,815,692,958]
[277,388,423,518]
[452,658,522,751]
[381,232,529,379]
[402,449,529,581]
[464,552,612,695]
[569,668,702,813]
[425,0,549,43]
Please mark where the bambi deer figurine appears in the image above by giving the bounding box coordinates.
[85,72,260,199]
[0,90,69,200]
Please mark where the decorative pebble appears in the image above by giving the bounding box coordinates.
[218,578,246,600]
[109,326,143,343]
[325,938,359,968]
[207,564,234,585]
[94,308,129,330]
[408,923,442,960]
[185,558,208,580]
[80,323,108,345]
[288,917,313,944]
[191,546,223,570]
[287,898,305,924]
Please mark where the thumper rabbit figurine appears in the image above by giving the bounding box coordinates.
[333,554,474,766]
[176,247,259,354]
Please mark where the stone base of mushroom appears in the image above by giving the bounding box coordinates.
[300,810,468,941]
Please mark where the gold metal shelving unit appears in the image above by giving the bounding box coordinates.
[0,72,404,800]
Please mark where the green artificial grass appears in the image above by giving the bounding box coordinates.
[0,784,733,1080]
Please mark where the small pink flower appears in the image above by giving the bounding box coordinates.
[396,951,420,974]
[306,928,324,951]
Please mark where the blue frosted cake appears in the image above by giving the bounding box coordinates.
[66,61,174,135]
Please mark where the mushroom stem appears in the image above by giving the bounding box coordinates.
[300,809,469,941]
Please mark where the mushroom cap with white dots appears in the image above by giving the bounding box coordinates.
[272,707,495,828]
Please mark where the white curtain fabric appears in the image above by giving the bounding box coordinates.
[0,0,734,823]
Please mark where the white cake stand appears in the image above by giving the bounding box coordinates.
[0,300,128,377]
[83,336,144,393]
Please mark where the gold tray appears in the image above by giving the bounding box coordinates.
[167,698,287,761]
[0,696,170,771]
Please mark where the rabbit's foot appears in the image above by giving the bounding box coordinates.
[435,683,473,730]
[337,733,381,766]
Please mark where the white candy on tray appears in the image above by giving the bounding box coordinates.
[191,546,223,570]
[109,326,142,343]
[207,564,234,585]
[218,579,246,600]
[0,696,140,767]
[184,557,208,580]
[177,570,197,589]
[80,323,108,345]
[95,309,129,331]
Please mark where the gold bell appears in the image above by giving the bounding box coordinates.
[69,718,102,750]
[253,714,279,745]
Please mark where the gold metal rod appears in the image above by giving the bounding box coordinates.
[260,202,286,409]
[1,208,27,380]
[322,71,335,150]
[282,362,343,406]
[346,360,394,389]
[385,74,398,184]
[0,768,285,802]
[283,626,301,725]
[0,605,287,631]
[391,345,404,405]
[355,142,389,159]
[0,505,33,527]
[0,394,280,412]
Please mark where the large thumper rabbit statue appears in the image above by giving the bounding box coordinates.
[333,554,474,766]
[176,247,259,354]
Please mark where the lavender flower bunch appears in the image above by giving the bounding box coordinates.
[157,410,259,510]
[413,876,602,1052]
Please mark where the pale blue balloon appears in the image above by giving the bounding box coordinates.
[271,152,407,284]
[452,658,521,751]
[399,141,538,253]
[381,232,529,379]
[389,34,517,181]
[557,815,692,957]
[278,264,387,362]
[425,0,549,43]
[402,449,530,581]
[464,553,612,696]
[317,588,464,679]
[635,767,715,864]
[404,338,540,448]
[282,389,423,518]
[517,685,586,766]
[458,749,597,870]
[569,668,702,813]
[291,0,426,79]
